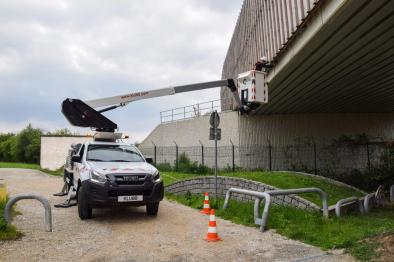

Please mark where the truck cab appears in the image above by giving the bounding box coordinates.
[68,133,163,219]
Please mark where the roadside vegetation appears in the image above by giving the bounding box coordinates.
[160,154,393,261]
[0,197,22,241]
[167,193,394,261]
[161,171,364,206]
[0,124,76,164]
[0,162,63,177]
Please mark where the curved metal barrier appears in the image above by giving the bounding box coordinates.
[390,185,394,202]
[223,187,328,232]
[363,193,375,214]
[266,188,329,218]
[253,197,271,231]
[335,196,364,217]
[5,193,52,232]
[223,187,271,231]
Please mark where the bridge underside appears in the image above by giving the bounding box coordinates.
[255,0,393,115]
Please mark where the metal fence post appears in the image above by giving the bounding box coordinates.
[313,143,317,175]
[199,140,204,167]
[154,145,157,165]
[268,143,272,171]
[230,139,235,172]
[174,142,178,171]
[151,141,157,165]
[366,142,371,172]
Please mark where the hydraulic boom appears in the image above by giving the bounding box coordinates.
[62,78,245,132]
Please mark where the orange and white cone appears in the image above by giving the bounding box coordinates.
[200,192,210,214]
[204,209,221,242]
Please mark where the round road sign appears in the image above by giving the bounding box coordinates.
[209,111,220,128]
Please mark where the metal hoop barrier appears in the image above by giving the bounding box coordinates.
[266,188,329,218]
[223,187,328,232]
[335,196,364,217]
[5,193,52,232]
[391,185,394,203]
[363,193,375,214]
[223,188,271,231]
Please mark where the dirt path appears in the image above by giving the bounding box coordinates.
[0,169,354,262]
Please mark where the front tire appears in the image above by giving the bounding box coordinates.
[78,185,92,220]
[146,202,159,216]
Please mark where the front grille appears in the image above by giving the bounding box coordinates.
[112,173,148,185]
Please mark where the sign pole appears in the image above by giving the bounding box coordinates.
[214,110,218,201]
[209,110,220,205]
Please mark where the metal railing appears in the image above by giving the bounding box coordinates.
[223,188,271,232]
[5,193,52,232]
[160,98,233,123]
[391,185,394,202]
[223,187,328,232]
[335,196,364,217]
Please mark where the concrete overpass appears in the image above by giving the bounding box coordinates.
[141,0,394,150]
[222,0,394,114]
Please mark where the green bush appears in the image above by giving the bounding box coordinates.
[177,153,211,174]
[0,124,42,164]
[155,153,211,174]
[156,162,173,172]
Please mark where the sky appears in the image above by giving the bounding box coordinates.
[0,0,242,142]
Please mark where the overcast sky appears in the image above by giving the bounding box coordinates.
[0,0,242,142]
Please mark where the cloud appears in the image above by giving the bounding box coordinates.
[0,0,242,142]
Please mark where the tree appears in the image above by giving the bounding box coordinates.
[15,124,42,163]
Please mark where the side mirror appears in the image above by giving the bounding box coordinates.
[71,155,81,162]
[146,157,154,164]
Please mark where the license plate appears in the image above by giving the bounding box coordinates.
[118,195,143,202]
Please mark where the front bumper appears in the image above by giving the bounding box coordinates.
[81,177,164,207]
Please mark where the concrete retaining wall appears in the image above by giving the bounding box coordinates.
[166,176,320,211]
[139,111,240,148]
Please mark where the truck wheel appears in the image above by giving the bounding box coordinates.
[78,185,92,220]
[146,202,159,216]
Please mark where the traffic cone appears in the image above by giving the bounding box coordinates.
[204,209,221,242]
[200,192,210,214]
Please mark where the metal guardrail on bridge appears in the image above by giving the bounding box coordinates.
[160,98,233,123]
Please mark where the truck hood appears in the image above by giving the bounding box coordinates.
[87,161,157,175]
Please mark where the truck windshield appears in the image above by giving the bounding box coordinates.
[87,145,144,162]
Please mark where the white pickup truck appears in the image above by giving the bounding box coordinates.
[64,133,163,220]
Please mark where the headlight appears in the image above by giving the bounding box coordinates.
[152,171,161,183]
[90,170,107,183]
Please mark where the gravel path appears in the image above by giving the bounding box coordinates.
[0,169,354,262]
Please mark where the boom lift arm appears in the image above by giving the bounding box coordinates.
[62,78,245,132]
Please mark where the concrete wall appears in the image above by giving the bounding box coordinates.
[141,112,394,148]
[139,112,393,170]
[140,110,240,148]
[40,136,92,170]
[166,176,319,211]
[239,113,394,146]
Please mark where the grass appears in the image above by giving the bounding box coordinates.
[166,193,394,261]
[0,162,63,177]
[0,162,41,170]
[161,171,364,206]
[0,198,22,241]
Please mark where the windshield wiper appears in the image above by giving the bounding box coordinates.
[87,158,105,162]
[109,160,132,162]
